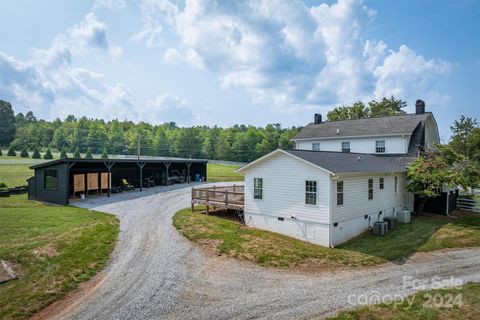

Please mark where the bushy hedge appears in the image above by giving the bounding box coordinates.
[60,148,68,159]
[32,147,41,159]
[101,147,108,159]
[7,146,16,156]
[73,147,81,159]
[85,148,93,159]
[20,147,29,158]
[44,148,53,159]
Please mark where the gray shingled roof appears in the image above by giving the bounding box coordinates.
[293,113,432,140]
[283,149,407,174]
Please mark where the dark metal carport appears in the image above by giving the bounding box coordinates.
[28,158,208,205]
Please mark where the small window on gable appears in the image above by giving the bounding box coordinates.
[368,178,373,200]
[44,169,58,191]
[337,181,344,206]
[376,140,385,153]
[305,180,317,205]
[379,177,384,190]
[254,178,263,199]
[312,143,320,151]
[341,141,350,153]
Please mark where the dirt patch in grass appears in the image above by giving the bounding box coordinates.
[0,260,19,284]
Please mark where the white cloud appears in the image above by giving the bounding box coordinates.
[0,14,132,120]
[144,93,194,125]
[93,0,126,10]
[135,0,451,112]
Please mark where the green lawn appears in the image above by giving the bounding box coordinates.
[173,209,480,269]
[0,164,33,187]
[329,282,480,320]
[0,195,119,320]
[207,163,244,182]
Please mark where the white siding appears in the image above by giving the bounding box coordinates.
[330,173,406,246]
[296,136,409,154]
[244,152,331,246]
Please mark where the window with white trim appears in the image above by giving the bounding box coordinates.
[341,141,350,153]
[368,178,373,200]
[254,178,263,199]
[379,177,384,190]
[376,140,385,153]
[394,176,398,194]
[337,181,343,206]
[312,143,320,151]
[305,180,317,205]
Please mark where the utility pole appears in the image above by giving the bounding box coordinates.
[137,133,141,160]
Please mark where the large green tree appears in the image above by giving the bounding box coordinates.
[449,115,479,160]
[327,96,406,121]
[0,100,16,146]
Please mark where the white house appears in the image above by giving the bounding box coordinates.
[292,100,440,155]
[237,149,407,247]
[236,100,440,247]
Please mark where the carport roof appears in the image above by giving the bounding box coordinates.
[30,158,208,170]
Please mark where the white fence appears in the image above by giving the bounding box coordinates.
[457,197,480,213]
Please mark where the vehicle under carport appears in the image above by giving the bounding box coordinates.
[28,158,208,205]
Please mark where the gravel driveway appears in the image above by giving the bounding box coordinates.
[60,184,480,320]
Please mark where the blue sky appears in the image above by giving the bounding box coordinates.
[0,0,478,140]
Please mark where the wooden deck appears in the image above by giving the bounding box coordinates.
[191,185,244,213]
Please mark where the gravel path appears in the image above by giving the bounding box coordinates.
[61,184,480,320]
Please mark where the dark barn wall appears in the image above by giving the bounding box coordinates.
[33,163,69,205]
[414,190,458,215]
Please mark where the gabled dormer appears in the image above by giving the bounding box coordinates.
[293,100,440,155]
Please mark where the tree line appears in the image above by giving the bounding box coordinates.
[0,100,300,162]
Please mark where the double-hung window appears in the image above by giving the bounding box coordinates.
[305,180,317,205]
[312,143,320,151]
[379,177,384,190]
[368,178,373,200]
[341,141,350,153]
[336,181,344,206]
[376,140,385,153]
[254,178,263,199]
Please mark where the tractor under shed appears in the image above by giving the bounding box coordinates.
[28,158,208,205]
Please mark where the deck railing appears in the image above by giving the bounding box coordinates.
[191,185,244,212]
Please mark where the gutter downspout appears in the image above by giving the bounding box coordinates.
[329,174,335,247]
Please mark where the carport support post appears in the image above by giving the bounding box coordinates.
[186,162,192,183]
[164,162,171,184]
[137,162,146,191]
[104,161,115,197]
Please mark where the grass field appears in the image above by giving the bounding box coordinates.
[0,161,243,188]
[0,164,33,187]
[207,163,244,182]
[173,209,480,269]
[0,195,119,320]
[328,282,480,320]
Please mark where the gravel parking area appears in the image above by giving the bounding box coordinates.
[57,184,480,320]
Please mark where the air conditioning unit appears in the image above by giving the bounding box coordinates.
[373,221,388,236]
[397,210,411,224]
[383,217,398,230]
